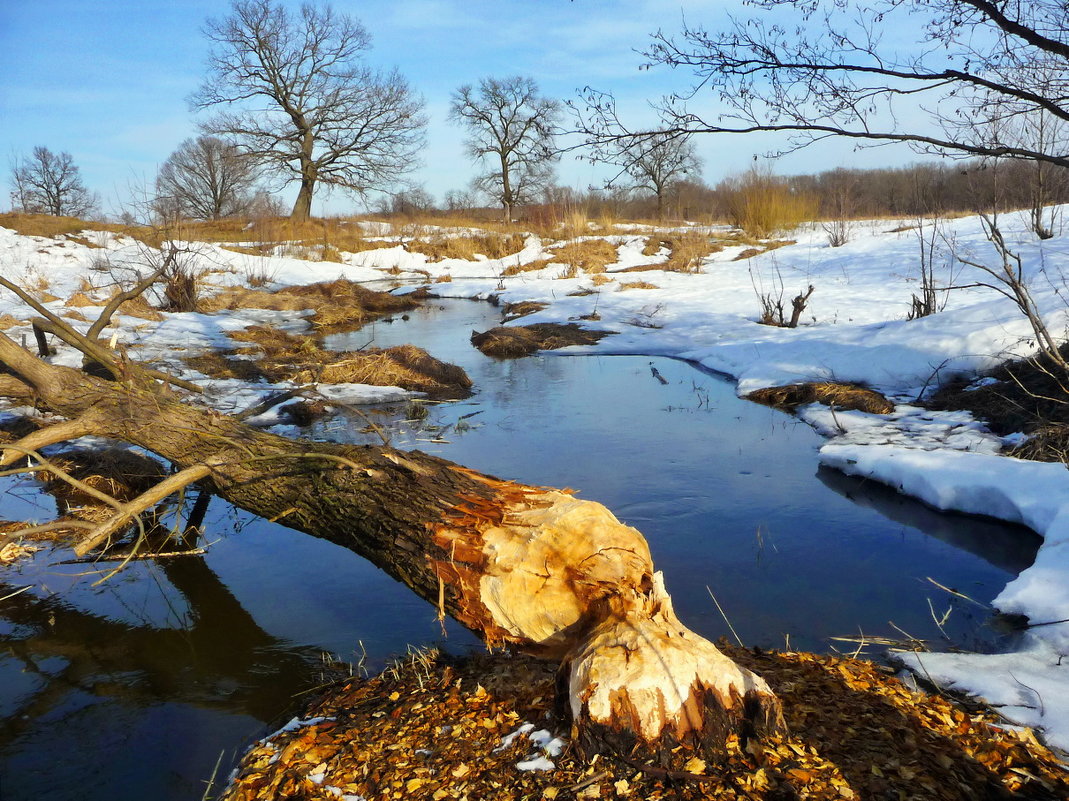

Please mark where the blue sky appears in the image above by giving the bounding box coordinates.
[0,0,927,218]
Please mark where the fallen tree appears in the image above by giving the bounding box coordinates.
[0,289,782,758]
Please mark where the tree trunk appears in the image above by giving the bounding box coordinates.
[291,177,314,220]
[0,332,782,757]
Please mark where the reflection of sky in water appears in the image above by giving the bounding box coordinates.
[0,298,1040,801]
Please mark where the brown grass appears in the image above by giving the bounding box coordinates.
[405,233,527,262]
[201,279,419,332]
[470,323,613,359]
[500,258,550,276]
[115,293,165,321]
[35,447,168,511]
[642,236,672,256]
[720,169,819,237]
[747,382,895,414]
[590,274,613,287]
[0,213,119,239]
[189,326,471,398]
[66,291,97,308]
[501,301,548,321]
[618,281,659,291]
[0,314,21,330]
[546,238,618,276]
[929,348,1069,461]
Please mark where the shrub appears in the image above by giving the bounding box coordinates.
[719,167,818,237]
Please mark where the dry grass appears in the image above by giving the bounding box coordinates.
[34,447,168,512]
[470,323,613,358]
[501,301,548,321]
[114,293,165,321]
[405,233,527,262]
[0,213,120,239]
[929,348,1069,461]
[500,258,549,276]
[591,273,613,287]
[0,313,21,330]
[201,279,419,332]
[721,169,819,237]
[747,382,895,414]
[188,325,471,398]
[65,291,96,308]
[546,238,619,276]
[619,280,659,291]
[642,236,673,256]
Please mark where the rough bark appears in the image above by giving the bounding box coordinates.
[0,331,782,756]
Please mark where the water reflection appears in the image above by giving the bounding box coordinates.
[817,467,1042,576]
[0,557,322,800]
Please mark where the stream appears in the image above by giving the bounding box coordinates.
[0,298,1041,800]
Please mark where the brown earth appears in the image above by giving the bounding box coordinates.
[221,647,1069,801]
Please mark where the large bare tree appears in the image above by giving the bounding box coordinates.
[9,146,98,218]
[0,280,782,760]
[155,136,259,221]
[575,1,1069,171]
[191,0,426,220]
[450,76,561,223]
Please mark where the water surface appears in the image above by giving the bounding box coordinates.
[0,298,1040,800]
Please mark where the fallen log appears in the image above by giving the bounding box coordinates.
[0,327,782,757]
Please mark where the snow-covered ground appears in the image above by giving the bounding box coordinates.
[2,210,1069,750]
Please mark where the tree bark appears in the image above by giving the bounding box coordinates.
[0,331,782,756]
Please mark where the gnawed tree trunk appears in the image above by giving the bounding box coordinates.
[0,330,782,757]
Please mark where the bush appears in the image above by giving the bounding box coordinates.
[719,168,818,237]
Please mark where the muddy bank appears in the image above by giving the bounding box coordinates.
[929,351,1069,461]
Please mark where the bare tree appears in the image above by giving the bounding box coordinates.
[589,132,701,220]
[573,2,1069,175]
[450,76,561,223]
[191,0,426,220]
[628,135,701,220]
[155,136,259,221]
[9,146,98,218]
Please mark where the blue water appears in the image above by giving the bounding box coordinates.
[0,298,1039,800]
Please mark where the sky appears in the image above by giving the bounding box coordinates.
[0,0,933,218]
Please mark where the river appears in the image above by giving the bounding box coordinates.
[0,298,1040,800]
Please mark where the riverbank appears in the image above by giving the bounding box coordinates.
[222,646,1069,800]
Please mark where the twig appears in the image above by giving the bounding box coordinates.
[74,463,214,556]
[0,584,34,602]
[54,546,209,564]
[0,418,93,467]
[565,769,613,793]
[926,576,989,609]
[706,584,744,647]
[234,385,316,421]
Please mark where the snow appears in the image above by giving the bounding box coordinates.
[497,722,566,771]
[3,209,1069,750]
